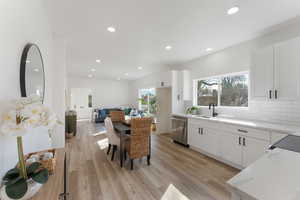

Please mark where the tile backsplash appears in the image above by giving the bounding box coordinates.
[197,100,300,126]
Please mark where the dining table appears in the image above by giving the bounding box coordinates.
[112,121,152,168]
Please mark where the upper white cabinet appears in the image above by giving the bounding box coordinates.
[251,37,300,101]
[274,37,300,101]
[251,47,274,100]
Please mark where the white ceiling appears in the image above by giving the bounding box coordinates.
[49,0,300,80]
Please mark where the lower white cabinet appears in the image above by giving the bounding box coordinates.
[188,119,271,169]
[202,128,219,156]
[188,123,218,156]
[242,137,269,167]
[219,132,243,166]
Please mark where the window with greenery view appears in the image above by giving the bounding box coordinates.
[138,88,157,114]
[194,72,248,107]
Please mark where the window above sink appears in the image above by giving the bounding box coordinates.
[193,71,249,108]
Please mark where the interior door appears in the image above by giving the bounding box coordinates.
[219,132,243,166]
[251,47,274,100]
[274,37,300,101]
[242,137,269,167]
[71,88,92,119]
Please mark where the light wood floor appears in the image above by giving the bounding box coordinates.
[66,121,239,200]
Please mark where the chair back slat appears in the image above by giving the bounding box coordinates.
[110,111,125,122]
[128,118,152,159]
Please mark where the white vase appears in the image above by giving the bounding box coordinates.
[0,179,42,200]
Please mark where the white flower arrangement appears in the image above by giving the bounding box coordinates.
[0,95,62,186]
[1,95,60,137]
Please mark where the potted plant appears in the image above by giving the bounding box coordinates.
[186,106,199,115]
[0,95,61,200]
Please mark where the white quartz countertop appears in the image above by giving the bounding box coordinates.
[172,113,300,135]
[227,148,300,200]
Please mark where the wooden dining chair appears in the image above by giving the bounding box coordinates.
[104,117,120,161]
[124,117,152,170]
[110,111,125,122]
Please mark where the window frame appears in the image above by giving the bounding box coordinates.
[138,88,156,114]
[193,71,249,109]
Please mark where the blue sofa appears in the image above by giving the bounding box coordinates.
[94,108,122,123]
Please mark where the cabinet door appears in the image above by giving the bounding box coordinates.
[187,123,201,147]
[242,137,269,167]
[251,47,274,100]
[219,132,243,166]
[201,128,218,156]
[274,37,300,101]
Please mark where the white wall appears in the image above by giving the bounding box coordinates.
[0,0,65,178]
[129,71,172,108]
[52,36,66,148]
[180,17,300,125]
[67,76,131,108]
[182,17,300,80]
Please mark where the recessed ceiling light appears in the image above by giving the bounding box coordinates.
[88,74,93,78]
[165,45,172,50]
[117,77,121,81]
[138,66,143,70]
[33,68,39,72]
[96,59,101,63]
[125,73,129,76]
[91,68,96,72]
[206,48,213,52]
[107,26,116,33]
[227,6,239,15]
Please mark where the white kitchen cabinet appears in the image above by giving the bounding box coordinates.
[172,70,191,113]
[274,37,300,101]
[201,128,219,156]
[251,46,274,100]
[219,131,243,166]
[188,120,218,156]
[188,123,201,148]
[242,136,269,167]
[251,37,300,101]
[188,118,272,169]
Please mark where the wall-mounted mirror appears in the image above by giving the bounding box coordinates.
[20,43,45,103]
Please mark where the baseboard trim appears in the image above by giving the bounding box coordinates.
[189,145,243,170]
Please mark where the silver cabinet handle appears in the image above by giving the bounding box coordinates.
[201,128,204,135]
[238,129,248,133]
[269,90,272,99]
[275,90,278,99]
[238,137,241,145]
[243,138,246,146]
[198,128,201,134]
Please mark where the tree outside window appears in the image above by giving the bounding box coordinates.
[194,72,248,107]
[138,88,157,114]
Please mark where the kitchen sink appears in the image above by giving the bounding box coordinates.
[195,115,213,119]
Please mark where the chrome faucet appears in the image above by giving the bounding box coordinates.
[209,103,218,117]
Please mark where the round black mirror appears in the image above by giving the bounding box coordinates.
[20,43,45,103]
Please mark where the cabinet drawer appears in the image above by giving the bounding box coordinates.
[188,118,216,128]
[221,124,270,141]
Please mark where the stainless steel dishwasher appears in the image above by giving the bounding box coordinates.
[171,115,188,147]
